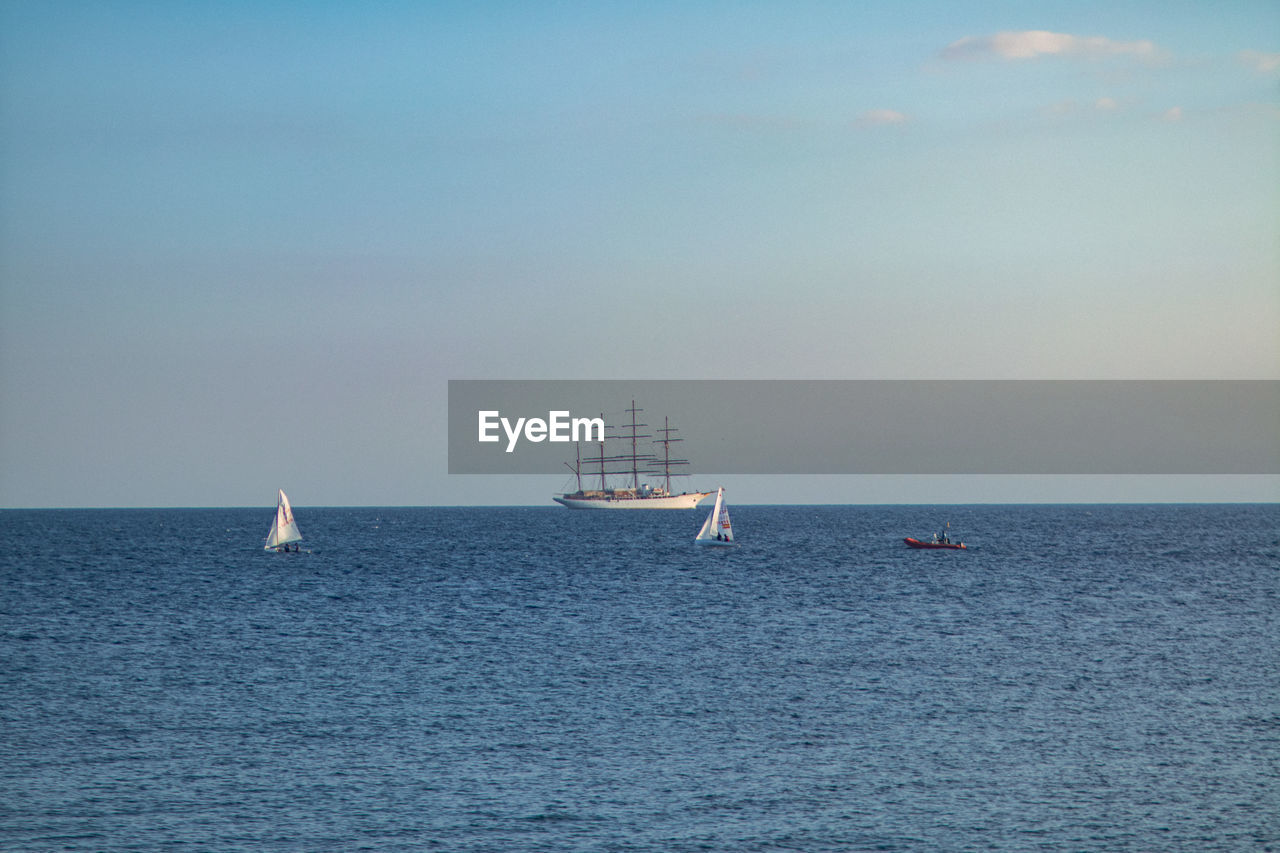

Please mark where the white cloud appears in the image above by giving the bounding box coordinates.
[1162,106,1184,122]
[1095,97,1119,111]
[1238,50,1280,73]
[942,30,1159,62]
[855,109,908,127]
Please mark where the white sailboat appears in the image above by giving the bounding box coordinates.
[695,487,734,546]
[264,489,303,552]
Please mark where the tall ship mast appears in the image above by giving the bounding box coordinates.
[554,400,713,509]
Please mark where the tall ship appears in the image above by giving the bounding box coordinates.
[553,401,714,509]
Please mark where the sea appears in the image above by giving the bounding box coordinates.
[1,504,1277,852]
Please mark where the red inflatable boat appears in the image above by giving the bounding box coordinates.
[904,537,966,550]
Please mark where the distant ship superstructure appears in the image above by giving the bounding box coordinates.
[553,401,712,510]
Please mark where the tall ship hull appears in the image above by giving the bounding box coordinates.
[555,400,709,510]
[554,490,713,510]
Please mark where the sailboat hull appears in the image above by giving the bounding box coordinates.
[554,491,713,509]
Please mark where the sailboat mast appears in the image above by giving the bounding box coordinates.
[597,412,607,491]
[629,401,639,489]
[564,441,582,492]
[652,416,686,495]
[662,416,671,493]
[623,400,651,491]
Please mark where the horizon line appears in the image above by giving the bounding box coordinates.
[3,499,1276,511]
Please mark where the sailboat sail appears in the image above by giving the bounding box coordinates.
[695,487,733,545]
[264,489,302,551]
[695,508,715,540]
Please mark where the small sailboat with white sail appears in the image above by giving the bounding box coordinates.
[695,487,734,546]
[264,489,303,552]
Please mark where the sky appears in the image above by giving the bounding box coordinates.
[1,1,1277,508]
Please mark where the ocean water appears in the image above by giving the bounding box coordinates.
[1,504,1277,852]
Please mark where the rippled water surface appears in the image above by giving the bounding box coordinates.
[2,504,1278,851]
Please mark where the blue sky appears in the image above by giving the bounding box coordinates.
[1,1,1277,507]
